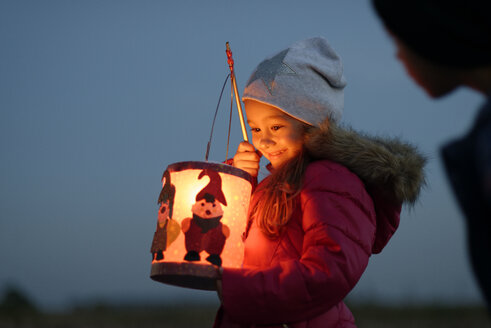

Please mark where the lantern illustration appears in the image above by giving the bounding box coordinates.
[150,161,253,290]
[150,43,253,290]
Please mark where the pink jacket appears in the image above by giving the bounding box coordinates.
[215,123,426,328]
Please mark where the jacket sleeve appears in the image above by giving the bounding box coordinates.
[220,167,376,325]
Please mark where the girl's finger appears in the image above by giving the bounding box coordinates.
[235,151,261,162]
[237,141,256,153]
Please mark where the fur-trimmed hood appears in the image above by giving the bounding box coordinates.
[305,120,427,253]
[306,120,426,205]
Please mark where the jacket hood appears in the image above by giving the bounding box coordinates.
[305,120,427,253]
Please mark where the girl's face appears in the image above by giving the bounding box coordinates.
[245,100,305,169]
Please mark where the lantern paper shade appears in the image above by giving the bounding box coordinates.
[150,161,253,290]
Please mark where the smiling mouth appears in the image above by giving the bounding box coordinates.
[267,149,286,158]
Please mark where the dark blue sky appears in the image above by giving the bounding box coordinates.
[0,0,486,310]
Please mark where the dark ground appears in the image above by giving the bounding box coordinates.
[0,303,490,328]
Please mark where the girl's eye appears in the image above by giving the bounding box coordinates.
[250,128,260,133]
[272,125,282,131]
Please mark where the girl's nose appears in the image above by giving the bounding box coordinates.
[259,136,275,148]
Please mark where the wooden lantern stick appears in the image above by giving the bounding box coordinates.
[226,42,249,142]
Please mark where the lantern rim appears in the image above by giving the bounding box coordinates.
[166,161,254,184]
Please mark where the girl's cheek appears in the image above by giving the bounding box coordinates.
[251,136,260,149]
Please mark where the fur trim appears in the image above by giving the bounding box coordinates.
[305,120,427,204]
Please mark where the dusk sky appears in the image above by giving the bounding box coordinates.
[0,1,486,310]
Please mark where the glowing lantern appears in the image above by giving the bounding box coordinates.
[150,42,250,290]
[150,161,253,290]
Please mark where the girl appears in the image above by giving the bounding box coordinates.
[214,37,426,328]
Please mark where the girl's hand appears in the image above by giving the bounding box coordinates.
[233,141,261,177]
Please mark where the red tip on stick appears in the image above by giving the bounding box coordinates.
[226,42,234,73]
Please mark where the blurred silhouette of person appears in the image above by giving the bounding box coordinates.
[371,0,491,310]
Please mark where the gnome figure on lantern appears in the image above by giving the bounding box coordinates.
[182,169,230,266]
[151,170,180,261]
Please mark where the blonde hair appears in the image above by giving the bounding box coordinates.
[249,124,314,239]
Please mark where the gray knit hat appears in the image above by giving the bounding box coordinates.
[242,37,347,126]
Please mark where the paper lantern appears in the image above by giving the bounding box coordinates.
[150,161,253,290]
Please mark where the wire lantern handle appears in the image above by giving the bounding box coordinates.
[205,73,231,161]
[205,42,248,162]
